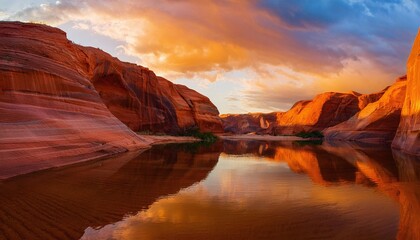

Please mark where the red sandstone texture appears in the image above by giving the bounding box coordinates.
[220,112,277,134]
[273,91,383,135]
[221,91,384,135]
[0,22,222,179]
[392,30,420,155]
[88,51,223,134]
[324,76,407,143]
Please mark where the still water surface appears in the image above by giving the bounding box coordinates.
[0,140,419,240]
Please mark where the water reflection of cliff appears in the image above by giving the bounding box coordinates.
[0,143,221,240]
[222,140,420,240]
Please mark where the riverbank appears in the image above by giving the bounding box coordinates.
[141,135,201,145]
[2,133,326,180]
[218,134,319,141]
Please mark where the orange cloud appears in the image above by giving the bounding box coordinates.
[6,0,412,113]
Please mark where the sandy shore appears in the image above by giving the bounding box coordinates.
[218,134,317,141]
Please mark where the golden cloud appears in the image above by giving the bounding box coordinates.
[7,0,407,112]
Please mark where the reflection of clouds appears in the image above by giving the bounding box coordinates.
[81,154,399,239]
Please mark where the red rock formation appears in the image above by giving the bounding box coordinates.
[173,83,223,133]
[323,76,407,143]
[393,30,420,155]
[0,22,152,179]
[220,112,277,134]
[274,91,383,135]
[221,90,384,135]
[87,49,223,134]
[0,22,222,179]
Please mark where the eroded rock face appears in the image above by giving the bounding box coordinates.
[0,22,221,178]
[392,30,420,155]
[0,22,153,179]
[274,91,384,135]
[87,50,223,134]
[220,113,277,134]
[221,90,384,135]
[324,76,407,143]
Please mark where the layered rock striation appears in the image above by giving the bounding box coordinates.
[220,112,277,134]
[324,76,407,143]
[88,50,223,134]
[0,22,222,178]
[221,90,384,136]
[392,30,420,155]
[273,91,384,135]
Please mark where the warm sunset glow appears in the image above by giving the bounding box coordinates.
[1,0,419,113]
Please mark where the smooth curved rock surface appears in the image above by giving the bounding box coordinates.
[0,22,222,179]
[221,90,384,136]
[274,91,383,135]
[324,76,407,143]
[0,22,152,179]
[87,50,223,134]
[393,30,420,155]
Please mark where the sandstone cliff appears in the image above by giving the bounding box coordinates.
[220,112,277,134]
[0,22,222,178]
[274,91,385,135]
[324,76,407,143]
[88,49,223,134]
[392,30,420,155]
[221,90,384,136]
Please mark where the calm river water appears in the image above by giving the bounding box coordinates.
[0,140,419,240]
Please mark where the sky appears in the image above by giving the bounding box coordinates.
[1,0,419,114]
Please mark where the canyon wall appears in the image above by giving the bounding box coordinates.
[0,22,222,178]
[221,112,277,134]
[392,30,420,155]
[221,91,384,135]
[0,22,151,179]
[87,48,223,134]
[324,76,407,143]
[273,91,383,135]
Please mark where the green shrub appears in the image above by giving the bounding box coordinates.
[180,127,218,143]
[295,131,324,139]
